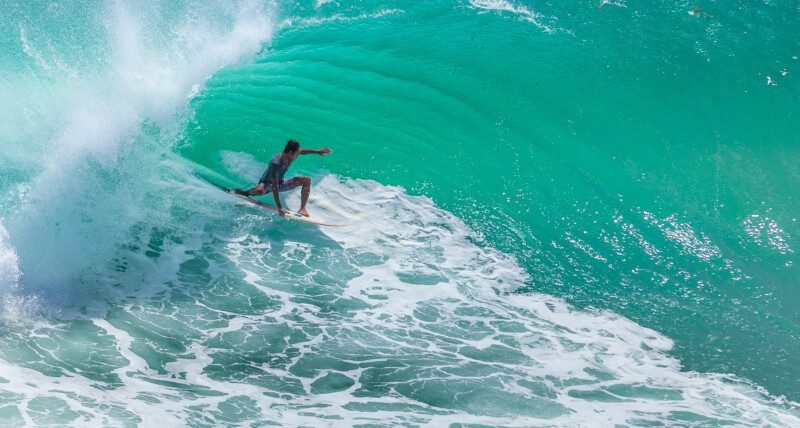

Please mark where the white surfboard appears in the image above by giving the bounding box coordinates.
[203,177,343,227]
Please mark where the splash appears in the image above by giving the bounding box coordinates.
[0,222,41,322]
[4,0,276,292]
[0,223,20,295]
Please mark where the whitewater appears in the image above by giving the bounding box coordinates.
[1,0,799,426]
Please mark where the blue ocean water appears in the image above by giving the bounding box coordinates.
[1,0,799,425]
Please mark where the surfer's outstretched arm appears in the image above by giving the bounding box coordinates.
[299,148,332,156]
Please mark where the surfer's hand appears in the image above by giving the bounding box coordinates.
[319,148,332,156]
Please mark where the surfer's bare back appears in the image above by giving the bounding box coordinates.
[235,139,332,217]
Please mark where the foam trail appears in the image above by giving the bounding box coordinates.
[468,0,555,32]
[300,177,800,425]
[0,171,797,425]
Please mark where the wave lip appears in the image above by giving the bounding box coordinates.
[3,0,276,293]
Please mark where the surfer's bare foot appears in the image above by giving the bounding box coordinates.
[234,189,248,196]
[297,208,310,217]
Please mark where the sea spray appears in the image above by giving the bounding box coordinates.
[0,221,42,323]
[4,0,276,293]
[0,223,20,298]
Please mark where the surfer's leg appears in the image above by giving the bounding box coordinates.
[236,183,267,196]
[252,183,270,196]
[289,176,312,217]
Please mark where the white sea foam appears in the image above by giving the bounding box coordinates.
[467,0,555,33]
[744,213,794,255]
[0,172,798,425]
[280,7,403,29]
[295,177,800,425]
[599,0,627,8]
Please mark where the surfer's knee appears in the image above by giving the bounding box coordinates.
[250,184,267,196]
[301,176,311,187]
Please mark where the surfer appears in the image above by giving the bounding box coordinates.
[235,140,332,217]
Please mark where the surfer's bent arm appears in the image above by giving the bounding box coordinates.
[299,148,332,156]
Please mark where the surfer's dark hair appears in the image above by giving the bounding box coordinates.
[284,139,300,153]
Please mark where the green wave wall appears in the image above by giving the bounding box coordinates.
[182,0,800,400]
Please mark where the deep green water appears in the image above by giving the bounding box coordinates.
[1,0,799,425]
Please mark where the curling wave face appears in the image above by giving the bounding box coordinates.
[1,0,800,425]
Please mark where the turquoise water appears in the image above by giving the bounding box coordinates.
[1,0,799,425]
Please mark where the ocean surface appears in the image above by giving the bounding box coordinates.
[1,0,799,425]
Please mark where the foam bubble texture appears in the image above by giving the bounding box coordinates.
[0,174,796,426]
